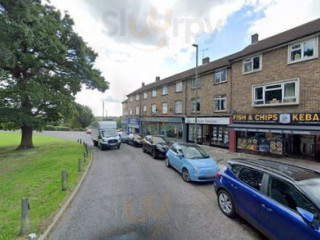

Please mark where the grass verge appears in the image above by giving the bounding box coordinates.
[0,131,91,240]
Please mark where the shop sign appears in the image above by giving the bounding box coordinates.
[233,113,320,125]
[141,117,183,123]
[128,118,140,128]
[234,128,316,135]
[185,117,229,125]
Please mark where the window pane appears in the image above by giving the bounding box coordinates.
[266,89,282,103]
[238,168,263,191]
[253,57,260,70]
[291,49,301,61]
[244,62,252,72]
[284,82,295,97]
[215,99,219,110]
[221,99,226,110]
[304,39,315,58]
[255,87,263,100]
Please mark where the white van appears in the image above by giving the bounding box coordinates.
[91,121,121,150]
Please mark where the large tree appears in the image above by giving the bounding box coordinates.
[69,103,94,129]
[0,0,108,149]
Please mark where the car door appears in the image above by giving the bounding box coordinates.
[167,146,180,170]
[260,176,320,240]
[231,167,266,231]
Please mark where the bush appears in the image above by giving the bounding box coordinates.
[56,126,70,131]
[44,125,56,131]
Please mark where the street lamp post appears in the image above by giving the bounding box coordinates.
[192,44,199,145]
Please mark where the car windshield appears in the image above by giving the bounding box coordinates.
[153,136,169,144]
[299,178,320,208]
[180,145,210,159]
[101,129,118,137]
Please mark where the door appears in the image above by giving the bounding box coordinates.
[260,176,320,240]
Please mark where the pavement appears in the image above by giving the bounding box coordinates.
[201,145,320,172]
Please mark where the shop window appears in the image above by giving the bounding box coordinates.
[191,78,201,89]
[211,126,229,148]
[288,37,318,64]
[152,89,157,98]
[162,85,168,95]
[237,132,283,155]
[191,98,200,113]
[162,103,168,114]
[176,82,183,92]
[214,95,227,112]
[243,55,262,74]
[175,101,182,114]
[253,79,299,106]
[214,68,227,83]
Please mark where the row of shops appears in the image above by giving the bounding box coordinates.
[122,112,320,160]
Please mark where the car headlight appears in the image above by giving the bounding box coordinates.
[192,166,199,172]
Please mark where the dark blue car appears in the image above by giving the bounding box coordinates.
[213,158,320,240]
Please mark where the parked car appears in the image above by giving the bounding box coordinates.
[127,133,143,147]
[165,143,219,182]
[142,135,171,159]
[213,158,320,240]
[118,132,129,143]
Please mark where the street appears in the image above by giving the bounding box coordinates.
[37,131,266,240]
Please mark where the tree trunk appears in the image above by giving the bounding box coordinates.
[18,125,34,150]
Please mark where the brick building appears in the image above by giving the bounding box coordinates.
[123,18,320,160]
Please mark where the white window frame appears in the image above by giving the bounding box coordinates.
[143,92,147,99]
[136,94,140,101]
[135,106,140,115]
[191,98,200,113]
[151,104,157,114]
[252,78,300,107]
[162,103,168,114]
[176,82,183,92]
[214,95,227,112]
[288,37,318,64]
[214,68,227,83]
[152,89,157,98]
[242,55,262,74]
[162,85,168,95]
[175,101,182,114]
[191,78,201,89]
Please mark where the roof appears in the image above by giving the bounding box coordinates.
[127,53,236,96]
[231,17,320,61]
[127,17,320,97]
[229,158,320,182]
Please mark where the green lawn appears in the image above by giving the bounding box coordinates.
[0,132,91,240]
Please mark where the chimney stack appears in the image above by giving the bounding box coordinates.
[251,33,259,44]
[142,82,145,87]
[156,76,160,82]
[202,57,210,65]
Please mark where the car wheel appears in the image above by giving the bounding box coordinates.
[217,190,236,218]
[93,140,98,147]
[142,146,146,153]
[117,144,121,149]
[165,157,170,168]
[182,169,190,182]
[152,149,157,159]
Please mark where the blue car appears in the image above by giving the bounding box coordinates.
[165,143,219,182]
[213,158,320,240]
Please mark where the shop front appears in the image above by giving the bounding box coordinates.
[185,117,230,149]
[127,117,141,134]
[230,113,320,160]
[140,117,184,141]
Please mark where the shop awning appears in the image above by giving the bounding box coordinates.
[228,124,320,135]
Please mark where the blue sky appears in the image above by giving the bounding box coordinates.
[50,0,320,116]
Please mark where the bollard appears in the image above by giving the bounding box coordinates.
[20,198,30,236]
[79,139,82,144]
[62,171,68,191]
[78,159,82,172]
[83,152,86,163]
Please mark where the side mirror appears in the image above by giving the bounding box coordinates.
[297,207,314,226]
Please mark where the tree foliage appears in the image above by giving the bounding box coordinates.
[69,103,94,129]
[0,0,108,149]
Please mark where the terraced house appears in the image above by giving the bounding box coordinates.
[123,18,320,160]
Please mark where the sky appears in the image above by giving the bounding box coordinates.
[49,0,320,117]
